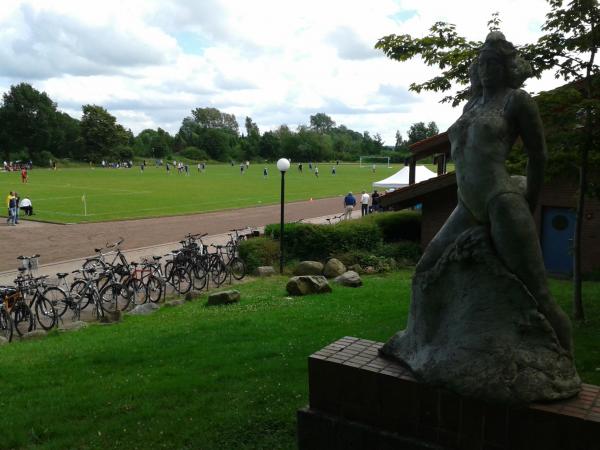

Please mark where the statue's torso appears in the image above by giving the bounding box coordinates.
[448,89,521,222]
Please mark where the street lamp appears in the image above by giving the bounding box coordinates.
[277,158,290,274]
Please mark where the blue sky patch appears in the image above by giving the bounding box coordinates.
[174,32,210,55]
[390,9,417,22]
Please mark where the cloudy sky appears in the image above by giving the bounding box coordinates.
[0,0,561,144]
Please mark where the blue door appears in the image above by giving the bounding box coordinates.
[541,207,576,275]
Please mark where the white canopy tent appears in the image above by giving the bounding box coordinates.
[372,165,438,189]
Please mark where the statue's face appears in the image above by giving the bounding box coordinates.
[478,52,504,88]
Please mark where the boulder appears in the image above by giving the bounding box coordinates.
[323,258,346,278]
[286,276,332,296]
[128,303,160,316]
[0,336,8,345]
[380,226,581,404]
[21,330,47,340]
[164,299,185,307]
[294,261,324,276]
[348,264,363,274]
[255,266,276,277]
[207,290,240,306]
[59,321,88,332]
[100,310,122,323]
[364,266,377,274]
[334,271,362,287]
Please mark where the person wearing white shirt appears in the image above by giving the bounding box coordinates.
[19,197,33,216]
[360,191,370,216]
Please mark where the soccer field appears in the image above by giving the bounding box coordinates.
[0,163,400,223]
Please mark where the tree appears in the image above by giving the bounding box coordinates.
[407,121,439,145]
[241,116,261,160]
[375,0,600,320]
[309,113,336,133]
[80,105,128,162]
[0,83,58,162]
[191,107,239,135]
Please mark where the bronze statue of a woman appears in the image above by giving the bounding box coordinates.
[381,32,580,403]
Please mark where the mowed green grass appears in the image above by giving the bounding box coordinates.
[0,271,597,450]
[0,163,399,223]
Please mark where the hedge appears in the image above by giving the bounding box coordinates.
[264,221,383,261]
[362,210,421,242]
[238,237,279,273]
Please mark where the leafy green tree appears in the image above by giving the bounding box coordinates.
[309,113,336,133]
[191,107,239,135]
[407,121,439,145]
[241,116,261,160]
[258,131,280,160]
[0,83,58,162]
[375,0,599,320]
[80,105,128,162]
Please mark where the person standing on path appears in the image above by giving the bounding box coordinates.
[343,192,356,220]
[360,191,370,216]
[371,190,380,213]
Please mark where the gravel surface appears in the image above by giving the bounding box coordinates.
[0,196,347,272]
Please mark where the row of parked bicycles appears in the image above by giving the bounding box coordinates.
[0,229,249,342]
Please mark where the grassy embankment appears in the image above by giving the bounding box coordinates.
[0,271,597,449]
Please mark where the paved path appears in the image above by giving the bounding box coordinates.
[0,196,355,284]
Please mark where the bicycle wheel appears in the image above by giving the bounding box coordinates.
[91,293,105,320]
[229,257,246,280]
[191,262,208,291]
[82,258,106,279]
[211,258,227,287]
[11,302,34,336]
[0,309,13,342]
[146,276,164,303]
[99,283,126,311]
[43,286,69,317]
[34,297,57,330]
[171,267,192,294]
[70,280,90,310]
[125,278,147,307]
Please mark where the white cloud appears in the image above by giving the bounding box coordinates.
[0,0,564,145]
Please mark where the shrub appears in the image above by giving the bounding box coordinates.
[239,237,279,273]
[365,211,421,242]
[264,221,382,261]
[377,241,422,264]
[179,146,209,161]
[330,250,398,273]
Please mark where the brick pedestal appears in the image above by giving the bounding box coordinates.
[297,337,600,450]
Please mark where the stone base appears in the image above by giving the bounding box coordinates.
[297,337,600,450]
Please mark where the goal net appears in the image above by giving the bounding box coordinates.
[359,156,391,168]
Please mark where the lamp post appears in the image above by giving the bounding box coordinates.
[276,158,290,274]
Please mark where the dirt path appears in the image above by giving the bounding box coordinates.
[0,196,346,272]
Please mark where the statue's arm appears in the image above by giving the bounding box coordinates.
[513,90,547,212]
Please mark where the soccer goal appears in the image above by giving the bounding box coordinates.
[359,156,391,168]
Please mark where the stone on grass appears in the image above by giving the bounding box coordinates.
[348,264,363,274]
[255,266,276,277]
[364,266,377,274]
[128,303,160,316]
[0,336,8,345]
[323,258,346,278]
[59,321,88,332]
[100,310,122,323]
[207,290,240,306]
[286,276,332,296]
[164,299,185,307]
[21,330,47,340]
[294,261,324,276]
[334,271,362,287]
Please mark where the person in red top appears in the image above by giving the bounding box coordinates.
[21,168,28,183]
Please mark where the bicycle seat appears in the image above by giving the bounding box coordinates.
[94,248,102,253]
[57,272,69,278]
[131,262,139,267]
[153,256,162,261]
[18,267,26,272]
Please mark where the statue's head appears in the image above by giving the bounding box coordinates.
[469,32,532,95]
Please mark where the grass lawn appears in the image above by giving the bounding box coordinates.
[0,163,403,224]
[0,271,598,450]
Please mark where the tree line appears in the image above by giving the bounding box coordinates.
[0,83,439,165]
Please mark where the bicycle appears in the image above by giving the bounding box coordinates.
[69,268,108,320]
[0,289,14,342]
[83,238,131,283]
[46,272,81,322]
[15,274,57,330]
